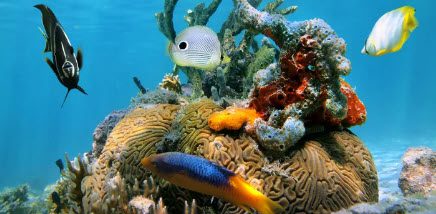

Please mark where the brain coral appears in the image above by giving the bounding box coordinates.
[81,104,180,213]
[68,99,376,214]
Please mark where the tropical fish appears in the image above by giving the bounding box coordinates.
[362,6,418,56]
[141,152,284,214]
[51,191,62,213]
[55,159,64,173]
[34,4,87,107]
[168,26,223,71]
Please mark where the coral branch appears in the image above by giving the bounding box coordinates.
[184,0,223,26]
[156,0,178,42]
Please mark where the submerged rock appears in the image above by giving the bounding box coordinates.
[92,110,128,158]
[398,147,435,196]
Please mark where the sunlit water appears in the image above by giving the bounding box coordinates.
[0,0,435,196]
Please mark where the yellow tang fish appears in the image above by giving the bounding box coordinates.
[362,6,418,56]
[141,152,284,214]
[168,26,222,71]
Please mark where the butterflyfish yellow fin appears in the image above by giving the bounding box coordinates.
[404,7,419,32]
[389,7,418,53]
[375,48,389,56]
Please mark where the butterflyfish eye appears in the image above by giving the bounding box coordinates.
[178,41,188,50]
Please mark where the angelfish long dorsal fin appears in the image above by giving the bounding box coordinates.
[38,26,51,53]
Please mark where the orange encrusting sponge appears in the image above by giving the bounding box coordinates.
[208,107,261,131]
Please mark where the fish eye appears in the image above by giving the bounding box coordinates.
[178,41,188,50]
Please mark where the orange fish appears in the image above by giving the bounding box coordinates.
[141,152,284,214]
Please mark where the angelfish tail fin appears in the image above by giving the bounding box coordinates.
[61,89,71,108]
[76,85,87,95]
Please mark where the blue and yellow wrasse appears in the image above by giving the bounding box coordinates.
[141,152,284,214]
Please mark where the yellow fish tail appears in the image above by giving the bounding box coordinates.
[230,176,284,214]
[404,7,419,32]
[389,6,418,54]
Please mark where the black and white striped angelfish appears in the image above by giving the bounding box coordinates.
[34,4,87,107]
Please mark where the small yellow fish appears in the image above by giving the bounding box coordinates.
[169,26,222,71]
[362,6,418,56]
[141,152,284,214]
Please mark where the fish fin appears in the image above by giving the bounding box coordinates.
[375,48,388,56]
[361,38,368,54]
[76,85,87,95]
[404,7,418,32]
[388,6,418,54]
[230,176,284,214]
[37,26,51,53]
[166,41,173,58]
[61,89,71,108]
[45,58,62,81]
[34,4,53,52]
[76,48,83,70]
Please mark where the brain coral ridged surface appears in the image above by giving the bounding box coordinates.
[65,99,377,214]
[81,105,180,213]
[203,130,378,213]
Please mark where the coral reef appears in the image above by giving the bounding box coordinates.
[49,100,377,213]
[46,0,378,213]
[399,147,435,196]
[0,184,47,213]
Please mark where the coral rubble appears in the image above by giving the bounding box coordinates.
[47,0,378,213]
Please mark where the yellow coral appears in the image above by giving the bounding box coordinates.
[208,107,260,131]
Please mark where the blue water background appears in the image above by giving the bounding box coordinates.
[0,0,434,191]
